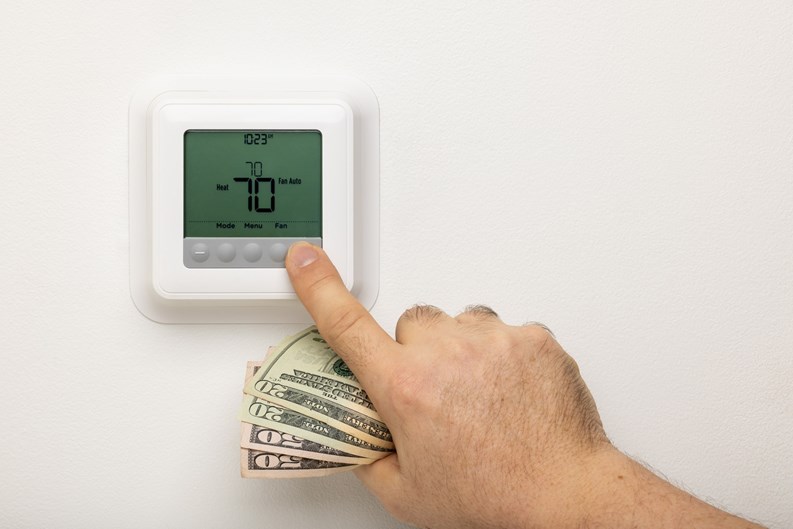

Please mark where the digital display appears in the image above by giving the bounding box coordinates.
[184,130,322,238]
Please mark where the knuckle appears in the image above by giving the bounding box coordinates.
[523,321,556,339]
[322,305,372,359]
[399,304,445,326]
[300,268,338,302]
[461,304,499,319]
[518,324,558,357]
[523,323,551,342]
[325,304,366,339]
[293,267,337,309]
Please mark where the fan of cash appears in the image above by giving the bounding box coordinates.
[239,326,394,478]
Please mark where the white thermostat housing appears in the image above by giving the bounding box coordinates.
[129,75,379,323]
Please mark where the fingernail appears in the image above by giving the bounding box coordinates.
[289,243,319,268]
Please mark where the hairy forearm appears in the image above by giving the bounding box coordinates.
[579,450,765,529]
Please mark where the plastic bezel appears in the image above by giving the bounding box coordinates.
[129,75,379,323]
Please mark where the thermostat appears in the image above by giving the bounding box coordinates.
[129,75,379,323]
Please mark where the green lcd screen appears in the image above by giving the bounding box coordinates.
[183,130,322,238]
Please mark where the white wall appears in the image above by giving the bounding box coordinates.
[1,1,791,527]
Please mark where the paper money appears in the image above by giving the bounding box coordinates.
[241,449,354,478]
[239,328,395,478]
[242,360,372,464]
[240,394,391,460]
[240,422,373,465]
[244,327,393,448]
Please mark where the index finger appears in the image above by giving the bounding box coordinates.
[285,242,397,392]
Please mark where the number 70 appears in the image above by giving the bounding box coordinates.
[234,177,275,212]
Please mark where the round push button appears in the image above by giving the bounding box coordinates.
[243,243,263,263]
[269,242,287,263]
[216,243,236,263]
[190,243,210,263]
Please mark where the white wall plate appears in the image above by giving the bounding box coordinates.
[129,75,379,323]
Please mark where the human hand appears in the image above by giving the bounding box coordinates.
[284,243,614,529]
[285,242,766,529]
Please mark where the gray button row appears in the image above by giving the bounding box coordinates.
[183,237,321,268]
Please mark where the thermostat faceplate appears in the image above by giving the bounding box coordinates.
[129,75,379,323]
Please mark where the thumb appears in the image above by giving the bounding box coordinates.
[285,242,397,392]
[354,454,403,514]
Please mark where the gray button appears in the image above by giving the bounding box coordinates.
[269,242,288,262]
[217,243,236,263]
[190,243,210,263]
[243,243,263,262]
